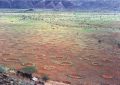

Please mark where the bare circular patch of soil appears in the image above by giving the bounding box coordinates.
[20,62,35,67]
[59,61,73,66]
[2,58,20,63]
[43,65,56,71]
[66,73,85,79]
[101,74,113,79]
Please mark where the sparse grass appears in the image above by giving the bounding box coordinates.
[1,12,120,33]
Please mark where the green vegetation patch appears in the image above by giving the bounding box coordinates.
[20,66,37,74]
[0,65,9,73]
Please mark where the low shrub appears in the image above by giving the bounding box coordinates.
[41,75,49,82]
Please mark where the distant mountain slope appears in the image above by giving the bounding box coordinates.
[0,0,120,11]
[0,0,74,9]
[75,0,120,11]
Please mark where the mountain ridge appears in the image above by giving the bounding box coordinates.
[0,0,120,11]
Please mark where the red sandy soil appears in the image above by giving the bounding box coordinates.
[0,26,120,85]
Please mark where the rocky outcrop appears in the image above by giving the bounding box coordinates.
[0,73,35,85]
[0,73,70,85]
